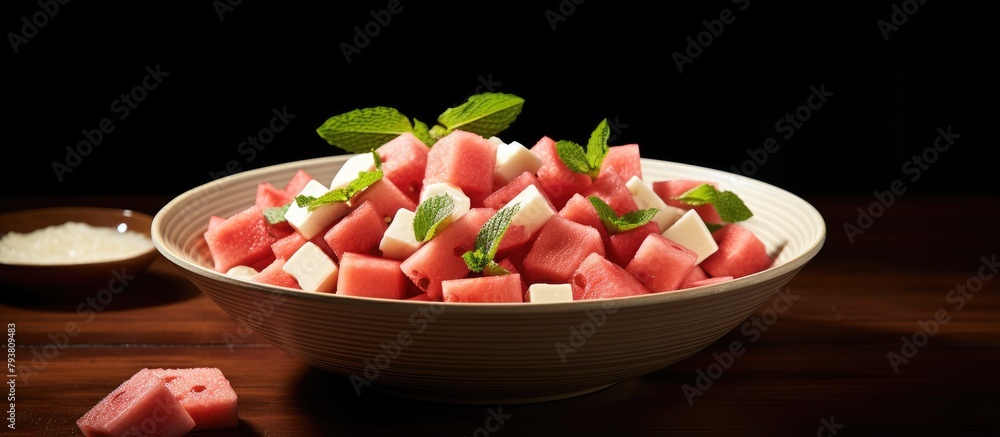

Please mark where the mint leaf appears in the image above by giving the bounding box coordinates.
[264,203,291,225]
[413,194,455,242]
[555,119,611,179]
[462,204,520,273]
[411,118,436,148]
[587,196,658,234]
[316,107,413,153]
[674,183,753,223]
[482,261,511,276]
[435,92,525,139]
[297,151,384,211]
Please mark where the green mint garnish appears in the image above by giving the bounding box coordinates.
[674,183,754,223]
[587,196,658,234]
[295,151,383,211]
[316,107,415,153]
[264,203,291,225]
[462,204,520,273]
[316,93,524,152]
[555,118,610,179]
[412,194,455,242]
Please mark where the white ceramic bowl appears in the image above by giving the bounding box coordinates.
[152,155,825,404]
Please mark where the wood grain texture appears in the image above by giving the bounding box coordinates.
[2,194,998,435]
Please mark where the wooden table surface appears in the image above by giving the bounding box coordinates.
[2,193,998,436]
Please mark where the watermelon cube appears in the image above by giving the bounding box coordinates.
[582,167,638,215]
[652,179,723,225]
[271,230,335,261]
[149,368,238,431]
[442,274,524,303]
[252,259,301,289]
[682,276,735,289]
[701,223,774,278]
[483,171,552,211]
[324,200,388,262]
[523,215,605,284]
[204,205,278,273]
[530,136,592,209]
[400,208,495,301]
[558,193,610,241]
[600,144,642,182]
[255,182,293,211]
[571,252,650,300]
[77,368,196,437]
[284,169,315,195]
[337,252,410,299]
[605,221,660,267]
[422,130,497,206]
[377,131,430,202]
[351,178,419,223]
[626,234,699,292]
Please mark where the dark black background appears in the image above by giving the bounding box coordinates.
[4,1,991,198]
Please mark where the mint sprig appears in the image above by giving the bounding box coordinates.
[413,194,455,242]
[462,204,520,274]
[264,203,292,225]
[316,92,524,152]
[673,183,753,223]
[555,118,610,179]
[587,196,658,234]
[295,151,383,211]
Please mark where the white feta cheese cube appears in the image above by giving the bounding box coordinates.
[283,179,350,240]
[282,241,339,293]
[495,140,543,184]
[419,182,471,224]
[487,136,505,145]
[380,208,423,260]
[226,265,259,279]
[661,209,719,265]
[502,184,555,236]
[527,283,573,303]
[330,152,377,190]
[625,175,685,232]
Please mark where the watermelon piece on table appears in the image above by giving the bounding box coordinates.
[337,252,410,300]
[442,274,524,303]
[600,144,642,182]
[400,207,495,301]
[559,193,610,241]
[377,131,429,203]
[530,136,593,210]
[255,182,293,211]
[605,221,660,267]
[284,169,315,195]
[626,234,699,292]
[523,215,605,284]
[324,200,388,262]
[149,368,238,431]
[204,205,278,273]
[422,130,497,206]
[652,179,724,225]
[77,368,196,437]
[582,168,639,215]
[701,223,774,278]
[571,252,650,301]
[252,258,301,289]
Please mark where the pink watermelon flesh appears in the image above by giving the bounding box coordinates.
[683,276,735,289]
[271,230,335,260]
[422,130,497,206]
[582,168,638,215]
[605,221,660,267]
[559,193,610,241]
[323,200,388,262]
[377,131,429,203]
[400,208,495,301]
[77,368,196,437]
[626,234,699,292]
[701,223,773,278]
[571,252,650,300]
[255,182,293,211]
[483,171,553,211]
[442,274,524,303]
[530,136,593,209]
[652,179,723,225]
[337,253,410,299]
[600,144,642,182]
[252,258,301,289]
[682,265,710,285]
[523,215,606,284]
[204,205,278,273]
[149,368,238,431]
[284,169,315,195]
[351,178,418,223]
[208,215,226,230]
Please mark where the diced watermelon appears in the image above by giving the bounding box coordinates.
[422,130,497,206]
[208,215,226,230]
[681,265,710,286]
[442,274,524,303]
[582,168,638,215]
[652,179,723,225]
[483,171,553,211]
[204,205,278,273]
[682,276,734,289]
[400,208,495,301]
[626,234,698,292]
[571,252,650,300]
[701,223,773,278]
[530,136,593,209]
[271,230,335,260]
[255,182,293,211]
[496,224,534,258]
[77,368,196,437]
[324,200,388,262]
[377,132,429,203]
[600,144,642,182]
[284,169,315,195]
[336,252,410,299]
[605,221,660,267]
[251,258,301,289]
[523,215,605,284]
[148,368,238,431]
[558,193,609,241]
[351,178,418,223]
